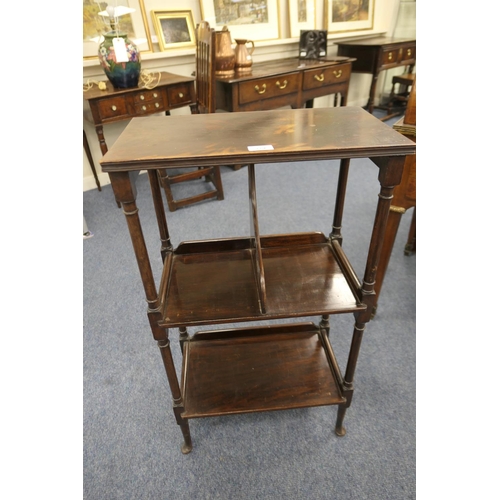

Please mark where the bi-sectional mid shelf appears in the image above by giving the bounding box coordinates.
[100,106,416,453]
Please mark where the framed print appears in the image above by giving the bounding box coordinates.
[200,0,280,42]
[324,0,374,34]
[299,30,327,59]
[289,0,315,38]
[151,10,196,51]
[83,0,152,60]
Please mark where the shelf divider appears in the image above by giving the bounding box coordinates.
[248,164,267,314]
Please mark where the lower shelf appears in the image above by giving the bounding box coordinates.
[181,322,346,419]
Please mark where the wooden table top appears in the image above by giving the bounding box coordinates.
[100,106,416,172]
[336,37,416,47]
[215,57,355,83]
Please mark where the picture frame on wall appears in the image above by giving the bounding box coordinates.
[289,0,316,39]
[323,0,374,34]
[83,0,152,60]
[151,10,196,51]
[199,0,280,42]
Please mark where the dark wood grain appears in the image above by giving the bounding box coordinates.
[181,323,345,418]
[100,107,415,171]
[214,57,355,111]
[336,37,416,113]
[160,233,364,328]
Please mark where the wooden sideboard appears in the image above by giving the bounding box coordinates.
[83,72,196,158]
[336,37,416,113]
[215,57,355,112]
[100,106,415,453]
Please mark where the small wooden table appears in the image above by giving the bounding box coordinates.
[215,57,355,112]
[100,106,415,453]
[83,71,196,162]
[336,37,416,113]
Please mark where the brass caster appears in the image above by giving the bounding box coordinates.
[181,442,193,454]
[335,426,346,437]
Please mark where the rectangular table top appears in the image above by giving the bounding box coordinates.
[100,106,416,172]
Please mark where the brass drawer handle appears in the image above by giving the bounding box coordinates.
[314,74,325,82]
[111,105,117,111]
[275,80,288,89]
[142,105,147,111]
[140,95,145,100]
[388,52,393,60]
[179,92,184,98]
[155,103,160,108]
[254,84,267,94]
[153,92,158,98]
[407,49,412,56]
[333,69,342,78]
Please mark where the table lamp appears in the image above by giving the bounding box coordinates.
[97,5,141,89]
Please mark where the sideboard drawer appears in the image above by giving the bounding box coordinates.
[303,63,351,90]
[400,44,416,65]
[238,72,300,105]
[133,89,163,104]
[97,97,128,120]
[167,84,193,106]
[134,101,166,114]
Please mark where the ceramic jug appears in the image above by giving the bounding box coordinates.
[234,39,255,73]
[214,26,235,76]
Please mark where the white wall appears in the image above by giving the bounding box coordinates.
[83,0,406,191]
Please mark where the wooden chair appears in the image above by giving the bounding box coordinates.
[385,72,416,120]
[158,21,224,211]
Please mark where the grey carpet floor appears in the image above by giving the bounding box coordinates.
[83,115,415,499]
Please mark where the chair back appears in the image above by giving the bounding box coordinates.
[195,21,216,114]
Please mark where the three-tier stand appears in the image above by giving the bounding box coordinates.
[100,106,415,453]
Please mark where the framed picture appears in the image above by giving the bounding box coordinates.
[299,30,327,59]
[289,0,316,38]
[199,0,280,42]
[324,0,374,34]
[151,10,196,51]
[83,0,152,60]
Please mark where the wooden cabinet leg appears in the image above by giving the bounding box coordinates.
[158,338,193,454]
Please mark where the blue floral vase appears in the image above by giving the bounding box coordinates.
[98,31,141,89]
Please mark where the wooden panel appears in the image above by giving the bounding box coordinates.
[167,83,194,106]
[238,72,300,105]
[96,97,129,120]
[182,324,345,418]
[303,62,351,90]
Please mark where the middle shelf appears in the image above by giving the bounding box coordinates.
[159,231,365,327]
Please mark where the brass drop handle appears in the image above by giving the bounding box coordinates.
[333,70,342,78]
[153,92,158,98]
[407,49,412,56]
[314,74,325,82]
[111,105,117,111]
[388,52,393,60]
[276,80,288,89]
[254,84,267,94]
[179,92,184,98]
[155,103,160,108]
[142,105,147,111]
[140,95,145,100]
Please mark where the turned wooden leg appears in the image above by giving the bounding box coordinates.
[179,327,189,353]
[335,321,365,436]
[158,338,192,454]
